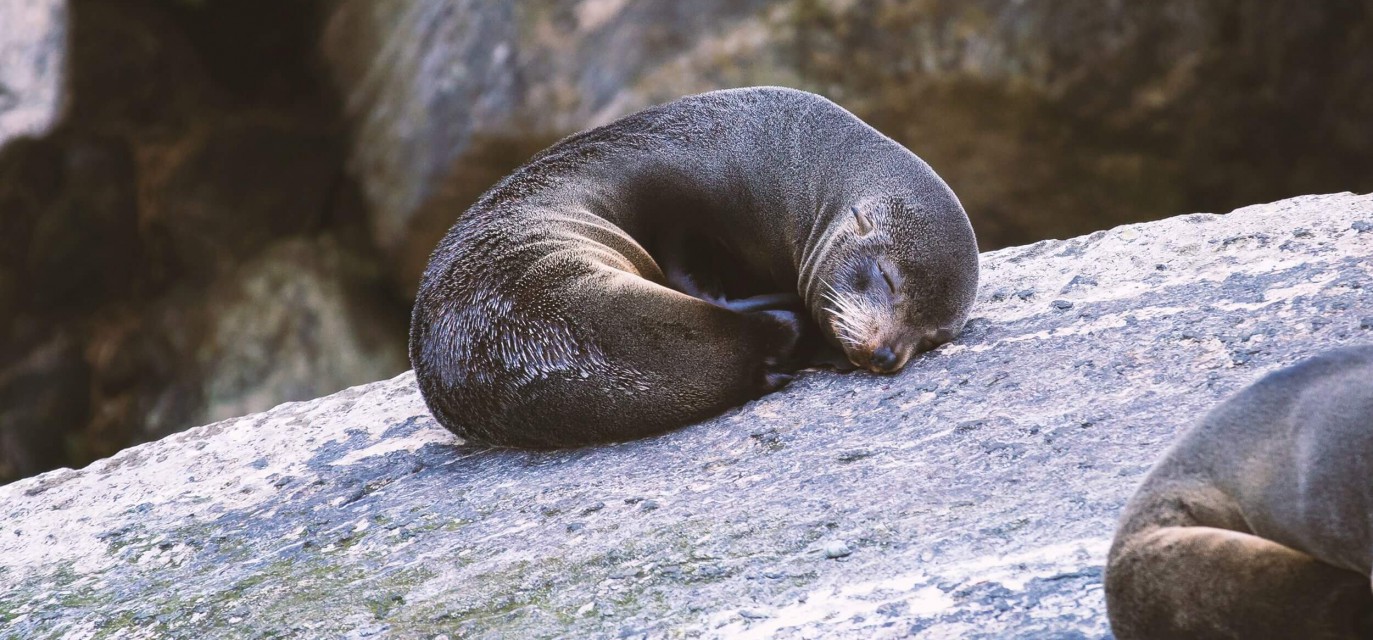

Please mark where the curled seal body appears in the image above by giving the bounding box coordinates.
[410,87,979,447]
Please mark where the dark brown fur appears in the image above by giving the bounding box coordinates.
[1106,345,1373,639]
[409,87,979,447]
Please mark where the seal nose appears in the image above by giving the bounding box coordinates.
[870,346,899,372]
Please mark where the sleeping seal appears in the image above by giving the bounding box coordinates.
[410,87,979,447]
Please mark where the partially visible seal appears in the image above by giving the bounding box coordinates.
[410,87,979,448]
[1106,345,1373,639]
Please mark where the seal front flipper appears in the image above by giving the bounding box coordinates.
[748,308,804,392]
[717,292,804,313]
[800,342,858,372]
[720,293,853,372]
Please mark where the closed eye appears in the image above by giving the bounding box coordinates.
[879,264,898,294]
[851,206,874,236]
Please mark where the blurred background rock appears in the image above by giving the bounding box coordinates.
[1,0,1370,483]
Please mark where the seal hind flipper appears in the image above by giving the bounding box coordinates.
[1108,489,1373,639]
[473,272,802,448]
[1105,345,1373,639]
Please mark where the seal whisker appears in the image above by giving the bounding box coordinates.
[800,223,847,310]
[822,280,873,350]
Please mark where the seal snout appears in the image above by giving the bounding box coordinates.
[865,328,956,373]
[870,346,901,373]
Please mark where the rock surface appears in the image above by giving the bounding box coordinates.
[3,192,1370,638]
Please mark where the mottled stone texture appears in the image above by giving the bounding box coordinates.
[322,0,1373,293]
[2,192,1369,638]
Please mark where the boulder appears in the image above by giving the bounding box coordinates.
[80,235,410,453]
[2,192,1369,638]
[320,0,1373,293]
[186,236,410,429]
[0,0,408,482]
[0,0,65,146]
[0,0,66,335]
[0,329,88,480]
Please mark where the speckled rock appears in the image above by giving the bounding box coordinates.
[2,192,1371,638]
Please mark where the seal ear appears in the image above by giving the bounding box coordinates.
[851,205,874,236]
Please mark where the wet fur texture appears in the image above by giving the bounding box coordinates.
[1106,345,1373,639]
[410,87,979,448]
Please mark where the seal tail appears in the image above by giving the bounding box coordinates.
[1105,484,1373,639]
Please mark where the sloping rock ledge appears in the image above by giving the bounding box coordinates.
[2,192,1372,639]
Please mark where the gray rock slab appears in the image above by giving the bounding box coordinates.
[3,192,1372,638]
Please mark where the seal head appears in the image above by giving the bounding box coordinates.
[805,194,978,373]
